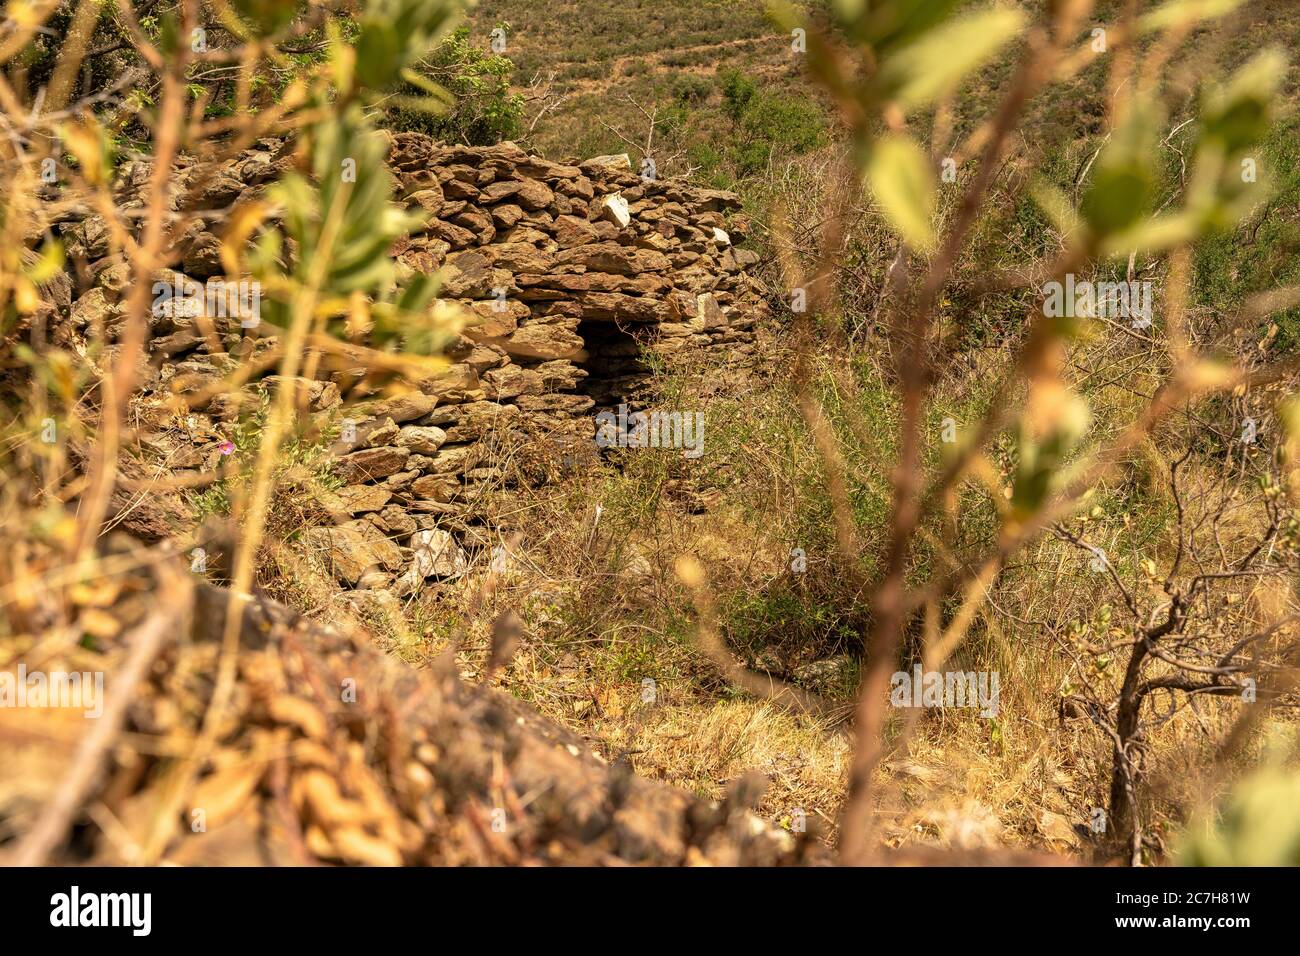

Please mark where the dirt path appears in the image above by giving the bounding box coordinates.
[524,34,788,98]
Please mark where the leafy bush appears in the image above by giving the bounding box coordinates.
[720,68,757,121]
[671,74,713,104]
[386,25,524,145]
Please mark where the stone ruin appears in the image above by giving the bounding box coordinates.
[36,132,770,596]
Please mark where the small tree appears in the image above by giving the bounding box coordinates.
[1054,434,1299,862]
[760,0,1300,863]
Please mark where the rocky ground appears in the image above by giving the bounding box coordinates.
[0,542,825,865]
[1,131,802,865]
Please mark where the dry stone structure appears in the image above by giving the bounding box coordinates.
[40,132,769,596]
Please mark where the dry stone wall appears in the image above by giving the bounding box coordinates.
[43,132,769,596]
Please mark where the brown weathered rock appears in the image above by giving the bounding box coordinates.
[330,484,393,515]
[555,241,668,275]
[367,392,437,424]
[343,520,405,569]
[440,251,513,298]
[501,322,584,361]
[389,130,437,169]
[65,215,110,259]
[483,243,555,273]
[151,326,203,355]
[581,154,632,173]
[517,157,582,180]
[370,504,418,537]
[71,288,120,329]
[411,474,455,501]
[499,224,553,245]
[424,443,483,476]
[396,425,448,454]
[331,416,399,455]
[457,341,509,373]
[405,185,444,216]
[262,375,341,411]
[442,178,480,201]
[420,363,480,399]
[553,214,599,247]
[451,208,496,243]
[382,469,420,493]
[482,365,545,400]
[516,272,672,296]
[427,219,478,247]
[514,393,596,415]
[480,180,524,203]
[573,291,671,323]
[181,230,223,277]
[464,299,528,338]
[537,360,587,391]
[696,292,728,330]
[489,203,525,229]
[513,178,554,210]
[334,446,412,483]
[303,525,395,584]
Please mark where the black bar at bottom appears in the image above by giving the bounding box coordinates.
[0,865,1281,942]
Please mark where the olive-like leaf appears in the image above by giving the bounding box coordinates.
[880,6,1026,109]
[1198,48,1287,154]
[865,0,964,53]
[1080,98,1164,237]
[1140,0,1246,33]
[865,134,937,252]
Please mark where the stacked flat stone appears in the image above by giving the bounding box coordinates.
[40,133,767,594]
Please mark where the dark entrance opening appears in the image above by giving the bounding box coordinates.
[575,319,653,414]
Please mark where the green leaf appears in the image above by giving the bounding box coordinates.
[1100,210,1201,257]
[831,0,868,21]
[1139,0,1246,33]
[865,0,963,52]
[230,0,299,37]
[865,134,937,252]
[354,0,463,93]
[268,104,423,298]
[383,93,456,115]
[1198,48,1288,154]
[1081,165,1152,235]
[1010,392,1091,516]
[1080,98,1164,237]
[1177,764,1300,866]
[399,67,449,97]
[27,241,65,283]
[880,6,1026,108]
[1029,181,1084,242]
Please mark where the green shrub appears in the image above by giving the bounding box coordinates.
[386,25,524,145]
[672,74,713,104]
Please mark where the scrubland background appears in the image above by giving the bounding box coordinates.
[2,0,1299,865]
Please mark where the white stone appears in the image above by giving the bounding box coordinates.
[397,528,467,594]
[600,194,631,228]
[396,424,448,454]
[584,153,632,170]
